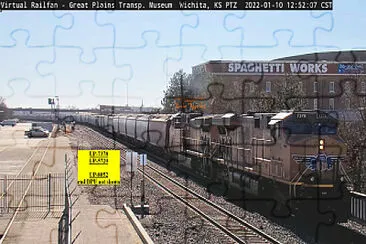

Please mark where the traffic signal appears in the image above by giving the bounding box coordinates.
[48,98,54,105]
[319,139,324,150]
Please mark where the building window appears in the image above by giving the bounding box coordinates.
[329,82,335,93]
[345,98,351,109]
[345,81,351,94]
[298,81,303,92]
[361,81,366,94]
[314,99,318,110]
[250,82,254,93]
[329,98,334,110]
[265,81,271,93]
[313,81,318,93]
[254,118,260,128]
[360,97,366,107]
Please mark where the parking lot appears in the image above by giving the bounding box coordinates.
[0,122,72,243]
[0,123,50,175]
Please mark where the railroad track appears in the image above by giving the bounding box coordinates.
[71,125,282,244]
[139,164,281,244]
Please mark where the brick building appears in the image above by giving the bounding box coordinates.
[191,50,366,114]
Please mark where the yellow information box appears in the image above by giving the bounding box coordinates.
[77,150,120,185]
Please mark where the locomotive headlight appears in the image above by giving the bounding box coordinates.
[319,139,324,150]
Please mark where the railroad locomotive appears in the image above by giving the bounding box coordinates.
[19,109,350,222]
[184,110,349,221]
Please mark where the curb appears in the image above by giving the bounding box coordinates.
[123,204,154,244]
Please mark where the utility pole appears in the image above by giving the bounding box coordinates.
[180,73,185,113]
[112,105,116,149]
[140,154,146,218]
[55,96,60,125]
[130,152,133,207]
[48,97,55,122]
[140,99,143,113]
[242,80,245,114]
[126,82,129,108]
[179,73,187,157]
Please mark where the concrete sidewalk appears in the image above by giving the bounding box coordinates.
[67,139,145,244]
[0,134,147,244]
[70,193,143,244]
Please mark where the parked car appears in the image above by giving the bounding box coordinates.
[0,120,17,126]
[25,127,49,138]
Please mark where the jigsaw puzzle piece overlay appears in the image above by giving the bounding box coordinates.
[165,45,207,77]
[54,11,115,63]
[0,31,55,107]
[96,11,198,48]
[224,11,333,47]
[37,47,132,108]
[0,11,72,47]
[113,32,183,107]
[315,0,366,49]
[177,12,244,60]
[220,31,342,61]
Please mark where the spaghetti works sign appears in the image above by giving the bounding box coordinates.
[227,62,329,74]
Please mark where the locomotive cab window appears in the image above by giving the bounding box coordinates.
[314,123,337,135]
[202,117,212,132]
[254,118,260,128]
[277,123,281,138]
[266,116,271,129]
[283,121,337,135]
[174,117,183,128]
[269,122,282,138]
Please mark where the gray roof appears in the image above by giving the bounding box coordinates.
[273,50,366,62]
[329,110,364,122]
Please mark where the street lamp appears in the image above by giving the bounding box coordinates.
[55,96,60,123]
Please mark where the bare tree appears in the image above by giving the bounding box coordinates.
[0,97,9,121]
[161,69,195,113]
[192,73,308,114]
[337,75,366,192]
[205,74,236,114]
[272,75,308,111]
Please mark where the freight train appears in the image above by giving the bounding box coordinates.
[19,110,351,222]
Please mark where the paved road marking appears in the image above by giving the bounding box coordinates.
[0,146,10,153]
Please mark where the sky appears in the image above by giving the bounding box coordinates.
[0,0,366,109]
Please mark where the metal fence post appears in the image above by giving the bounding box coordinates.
[64,153,69,244]
[48,173,51,212]
[68,194,72,244]
[1,175,3,214]
[4,175,8,213]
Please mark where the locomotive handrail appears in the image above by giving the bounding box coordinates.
[339,163,353,184]
[350,191,366,225]
[253,157,271,162]
[351,191,366,197]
